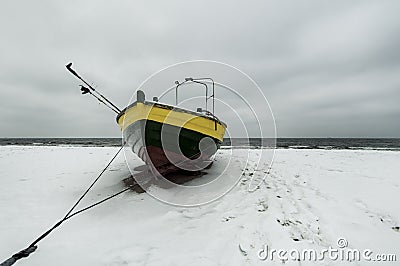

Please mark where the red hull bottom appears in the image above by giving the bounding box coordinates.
[137,145,213,176]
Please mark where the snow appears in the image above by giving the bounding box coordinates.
[0,146,399,265]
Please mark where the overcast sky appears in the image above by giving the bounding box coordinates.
[1,0,399,138]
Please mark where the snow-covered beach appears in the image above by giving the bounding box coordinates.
[0,146,399,265]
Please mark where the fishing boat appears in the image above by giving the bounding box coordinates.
[116,78,227,177]
[65,63,226,178]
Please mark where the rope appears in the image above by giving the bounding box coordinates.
[1,145,130,266]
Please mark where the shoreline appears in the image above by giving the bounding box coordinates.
[1,144,400,152]
[1,137,399,152]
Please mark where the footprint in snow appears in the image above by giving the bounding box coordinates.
[277,219,293,226]
[356,200,400,233]
[257,200,268,212]
[222,216,236,222]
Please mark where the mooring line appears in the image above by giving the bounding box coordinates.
[1,145,131,266]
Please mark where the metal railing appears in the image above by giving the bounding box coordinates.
[174,77,215,116]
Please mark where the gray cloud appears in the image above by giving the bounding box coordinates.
[0,0,399,137]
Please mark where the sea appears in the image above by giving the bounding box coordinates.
[0,138,399,151]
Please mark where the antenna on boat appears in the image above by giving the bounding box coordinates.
[65,63,122,114]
